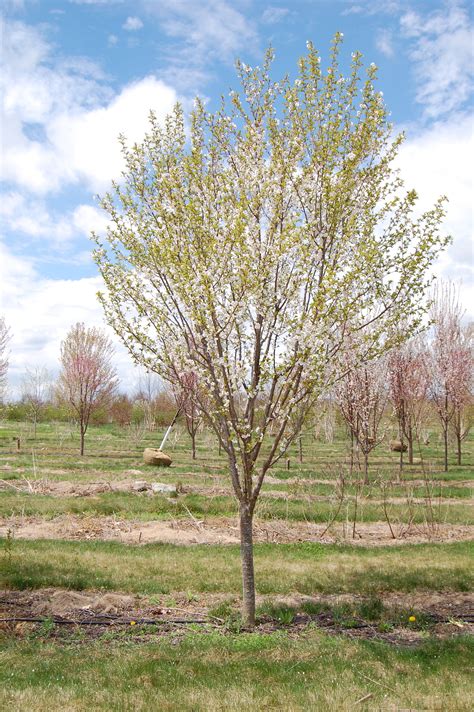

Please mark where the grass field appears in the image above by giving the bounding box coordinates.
[1,418,473,710]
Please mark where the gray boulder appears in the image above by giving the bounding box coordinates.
[151,482,177,494]
[132,480,150,492]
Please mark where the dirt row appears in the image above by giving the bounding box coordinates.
[3,587,473,618]
[1,513,473,546]
[1,476,472,507]
[1,588,472,646]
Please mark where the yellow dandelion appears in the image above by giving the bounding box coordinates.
[408,615,416,623]
[130,621,137,626]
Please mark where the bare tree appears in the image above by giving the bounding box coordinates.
[57,323,118,455]
[172,371,202,459]
[428,283,469,471]
[387,337,430,471]
[134,369,161,430]
[21,366,52,438]
[109,392,134,427]
[0,317,11,404]
[335,354,388,484]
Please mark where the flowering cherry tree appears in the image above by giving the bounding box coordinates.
[387,337,430,471]
[172,370,202,459]
[451,324,473,465]
[335,352,387,483]
[429,284,472,469]
[94,38,448,626]
[57,323,118,455]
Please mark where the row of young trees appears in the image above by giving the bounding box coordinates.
[335,283,472,480]
[0,320,202,457]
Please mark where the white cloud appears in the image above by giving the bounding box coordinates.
[261,7,289,25]
[69,1,124,4]
[123,16,143,31]
[49,76,177,192]
[0,192,74,243]
[0,192,109,248]
[143,0,259,87]
[342,1,401,17]
[107,34,119,46]
[0,242,137,397]
[396,112,473,312]
[400,3,473,119]
[375,28,394,57]
[72,204,110,237]
[1,19,178,194]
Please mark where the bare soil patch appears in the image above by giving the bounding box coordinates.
[1,513,473,547]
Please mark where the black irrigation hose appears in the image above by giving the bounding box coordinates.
[2,614,474,627]
[0,617,211,626]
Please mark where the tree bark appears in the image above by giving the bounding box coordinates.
[191,431,196,460]
[455,410,462,466]
[443,421,448,473]
[407,430,413,466]
[363,451,369,485]
[80,424,85,456]
[298,435,303,463]
[443,392,449,472]
[239,504,256,628]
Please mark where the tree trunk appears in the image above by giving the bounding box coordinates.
[363,451,369,485]
[298,435,303,463]
[239,504,256,628]
[443,393,449,472]
[455,410,462,466]
[349,429,354,476]
[191,432,196,460]
[407,429,413,466]
[80,424,85,456]
[443,421,448,472]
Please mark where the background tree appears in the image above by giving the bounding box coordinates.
[57,323,118,455]
[0,316,11,404]
[428,283,467,471]
[387,337,430,471]
[21,366,52,438]
[335,353,387,484]
[94,38,448,626]
[450,323,473,465]
[172,371,202,459]
[109,392,134,427]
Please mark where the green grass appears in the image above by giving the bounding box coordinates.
[0,420,472,711]
[2,538,472,595]
[1,632,473,711]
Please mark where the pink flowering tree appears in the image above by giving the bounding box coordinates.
[94,39,448,626]
[172,370,202,459]
[57,323,118,455]
[335,353,387,483]
[428,283,471,471]
[449,324,472,466]
[387,337,430,471]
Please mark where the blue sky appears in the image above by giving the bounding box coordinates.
[0,0,473,395]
